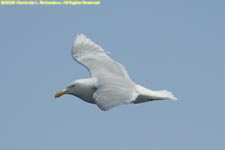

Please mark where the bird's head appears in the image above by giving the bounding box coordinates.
[54,82,77,98]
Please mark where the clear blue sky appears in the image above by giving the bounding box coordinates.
[0,0,225,149]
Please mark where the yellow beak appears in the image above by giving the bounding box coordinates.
[54,89,68,98]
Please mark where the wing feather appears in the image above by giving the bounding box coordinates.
[71,34,131,80]
[93,75,138,111]
[71,34,136,110]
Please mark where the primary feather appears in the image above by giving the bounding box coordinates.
[72,34,131,80]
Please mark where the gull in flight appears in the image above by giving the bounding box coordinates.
[55,34,177,111]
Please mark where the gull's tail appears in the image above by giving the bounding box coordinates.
[154,90,177,100]
[134,85,177,104]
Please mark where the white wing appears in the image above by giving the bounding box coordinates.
[93,75,138,111]
[71,34,131,80]
[72,34,137,110]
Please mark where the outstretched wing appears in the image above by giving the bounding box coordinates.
[71,34,131,80]
[93,75,138,111]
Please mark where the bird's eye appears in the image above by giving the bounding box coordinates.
[69,84,75,88]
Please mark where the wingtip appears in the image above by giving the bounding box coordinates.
[74,33,88,46]
[76,33,87,39]
[76,33,85,40]
[77,33,84,37]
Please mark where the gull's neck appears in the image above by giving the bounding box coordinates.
[71,78,97,104]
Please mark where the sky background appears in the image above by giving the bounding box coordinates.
[0,0,225,149]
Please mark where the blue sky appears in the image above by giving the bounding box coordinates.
[0,0,225,149]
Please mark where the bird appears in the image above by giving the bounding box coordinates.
[55,34,177,111]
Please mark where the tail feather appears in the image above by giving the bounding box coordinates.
[155,90,177,100]
[134,85,177,104]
